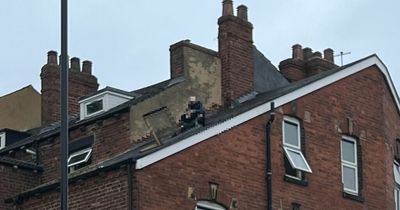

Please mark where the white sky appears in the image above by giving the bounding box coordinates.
[1,1,399,98]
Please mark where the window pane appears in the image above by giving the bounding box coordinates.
[394,164,400,184]
[342,140,355,163]
[284,121,299,147]
[284,147,312,173]
[343,165,357,191]
[395,188,399,210]
[69,153,88,164]
[287,149,308,169]
[87,100,103,115]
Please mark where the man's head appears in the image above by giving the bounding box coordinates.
[189,96,196,104]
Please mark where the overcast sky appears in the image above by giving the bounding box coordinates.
[1,1,399,97]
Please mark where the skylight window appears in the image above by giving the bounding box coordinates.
[68,147,92,168]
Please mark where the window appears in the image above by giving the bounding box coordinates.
[68,147,92,168]
[195,201,226,210]
[282,116,312,180]
[86,99,103,116]
[0,132,5,150]
[394,162,400,210]
[341,136,358,194]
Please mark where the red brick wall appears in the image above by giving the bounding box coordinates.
[39,111,131,183]
[136,115,267,210]
[218,15,253,106]
[0,166,40,210]
[17,167,129,210]
[135,66,399,209]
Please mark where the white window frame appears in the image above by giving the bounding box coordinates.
[394,162,400,210]
[68,147,92,168]
[341,136,358,194]
[282,116,312,174]
[284,147,312,173]
[0,132,5,150]
[85,98,104,118]
[282,116,301,149]
[195,201,226,210]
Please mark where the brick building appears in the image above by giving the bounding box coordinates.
[1,1,400,209]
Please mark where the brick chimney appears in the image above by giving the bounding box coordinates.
[40,51,99,126]
[169,40,191,79]
[279,45,338,82]
[218,0,254,107]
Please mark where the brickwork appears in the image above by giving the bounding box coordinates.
[279,45,337,82]
[134,66,400,209]
[169,40,187,79]
[218,3,254,106]
[18,167,129,210]
[39,111,130,183]
[0,166,40,210]
[41,51,98,126]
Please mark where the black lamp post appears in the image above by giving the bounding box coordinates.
[60,0,69,209]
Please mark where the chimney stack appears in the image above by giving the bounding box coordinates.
[41,51,99,126]
[169,40,191,79]
[218,0,254,107]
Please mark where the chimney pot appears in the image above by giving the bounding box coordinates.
[237,5,248,21]
[70,57,81,71]
[313,51,322,58]
[222,0,234,16]
[82,60,92,74]
[303,47,312,60]
[324,48,334,63]
[47,51,58,65]
[292,44,303,60]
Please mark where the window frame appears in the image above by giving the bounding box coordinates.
[67,147,92,168]
[394,162,400,210]
[195,201,226,210]
[85,99,105,118]
[282,116,312,176]
[341,136,358,195]
[0,132,5,150]
[282,116,301,149]
[284,147,312,173]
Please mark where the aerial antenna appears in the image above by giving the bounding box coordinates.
[334,51,351,66]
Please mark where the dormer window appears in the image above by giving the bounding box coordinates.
[86,99,104,116]
[79,87,137,120]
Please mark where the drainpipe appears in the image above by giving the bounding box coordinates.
[266,102,275,210]
[127,160,133,210]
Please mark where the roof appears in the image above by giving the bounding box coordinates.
[0,85,39,99]
[0,156,43,172]
[253,46,289,92]
[78,86,141,101]
[130,54,400,169]
[0,76,186,155]
[4,54,398,203]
